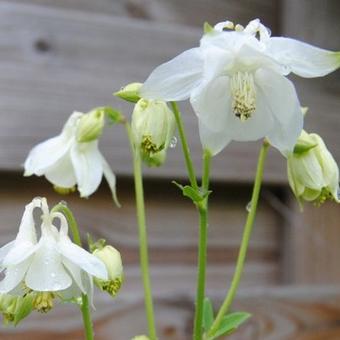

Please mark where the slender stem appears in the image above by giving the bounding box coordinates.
[208,141,270,337]
[170,101,199,190]
[193,149,211,340]
[125,122,157,340]
[51,203,94,340]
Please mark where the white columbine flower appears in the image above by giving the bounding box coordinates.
[24,111,119,203]
[140,18,340,155]
[0,198,108,303]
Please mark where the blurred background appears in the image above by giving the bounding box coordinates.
[0,0,339,339]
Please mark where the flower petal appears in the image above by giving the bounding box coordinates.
[44,153,77,188]
[101,156,120,207]
[190,76,231,132]
[58,236,107,280]
[25,236,72,291]
[62,257,86,294]
[266,37,340,78]
[0,258,31,293]
[70,141,103,197]
[140,48,203,101]
[255,68,303,153]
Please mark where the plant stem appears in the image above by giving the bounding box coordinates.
[170,101,199,190]
[208,141,270,337]
[194,149,211,340]
[51,203,94,340]
[125,122,157,340]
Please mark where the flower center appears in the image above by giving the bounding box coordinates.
[230,72,256,122]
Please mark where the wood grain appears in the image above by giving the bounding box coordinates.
[0,2,338,183]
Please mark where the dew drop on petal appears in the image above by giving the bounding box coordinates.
[169,136,177,148]
[50,272,56,278]
[52,281,62,290]
[246,201,252,212]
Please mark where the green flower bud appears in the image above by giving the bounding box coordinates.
[93,245,123,297]
[287,130,339,206]
[76,108,106,143]
[132,99,176,167]
[114,83,142,103]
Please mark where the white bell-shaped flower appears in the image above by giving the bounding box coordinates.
[24,112,119,204]
[141,18,340,155]
[0,198,108,302]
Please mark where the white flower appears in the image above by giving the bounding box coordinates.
[24,112,119,204]
[287,130,339,205]
[140,18,340,155]
[0,198,108,303]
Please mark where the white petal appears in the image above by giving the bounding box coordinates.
[62,257,86,293]
[0,241,15,263]
[266,37,340,78]
[82,272,94,309]
[70,142,103,197]
[0,258,31,293]
[101,156,120,207]
[190,76,231,132]
[25,236,72,291]
[44,153,77,188]
[198,120,231,156]
[140,48,204,101]
[58,236,108,280]
[3,242,37,266]
[255,69,303,152]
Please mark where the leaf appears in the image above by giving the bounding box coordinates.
[213,312,251,338]
[203,297,214,331]
[293,141,317,155]
[13,294,34,326]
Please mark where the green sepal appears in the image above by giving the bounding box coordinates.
[212,312,251,338]
[203,297,214,331]
[293,141,317,155]
[13,294,34,326]
[203,22,214,34]
[87,233,106,253]
[105,107,125,124]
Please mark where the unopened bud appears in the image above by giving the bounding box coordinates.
[114,83,142,103]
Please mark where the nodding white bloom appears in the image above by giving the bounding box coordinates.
[287,130,339,205]
[141,18,340,155]
[0,198,108,304]
[24,111,119,204]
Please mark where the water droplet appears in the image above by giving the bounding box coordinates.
[169,136,177,148]
[50,272,56,278]
[246,201,252,212]
[52,281,62,290]
[44,259,49,265]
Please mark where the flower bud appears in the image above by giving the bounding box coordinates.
[76,108,105,143]
[0,293,33,325]
[287,130,339,206]
[115,83,142,103]
[93,245,123,297]
[132,98,176,167]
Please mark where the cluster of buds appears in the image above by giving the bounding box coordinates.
[287,130,339,206]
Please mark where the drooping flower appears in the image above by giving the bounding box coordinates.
[24,111,119,204]
[0,198,108,304]
[140,18,340,155]
[93,245,123,297]
[131,98,176,166]
[287,130,339,205]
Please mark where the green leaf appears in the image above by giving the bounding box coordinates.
[203,298,214,331]
[293,141,317,155]
[13,294,34,326]
[213,312,251,338]
[203,22,214,34]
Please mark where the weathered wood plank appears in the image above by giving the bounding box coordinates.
[2,286,340,339]
[0,3,338,183]
[0,174,281,288]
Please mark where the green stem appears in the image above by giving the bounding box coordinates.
[208,141,270,337]
[125,122,157,340]
[170,101,199,190]
[51,203,94,340]
[194,149,211,340]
